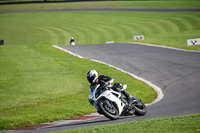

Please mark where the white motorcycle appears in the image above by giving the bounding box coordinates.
[88,84,147,120]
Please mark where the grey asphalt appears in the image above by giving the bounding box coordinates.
[21,43,200,133]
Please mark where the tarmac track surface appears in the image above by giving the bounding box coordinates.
[19,43,200,133]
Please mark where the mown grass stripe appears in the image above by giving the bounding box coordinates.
[122,17,178,34]
[174,17,193,30]
[124,20,154,35]
[155,19,180,33]
[181,15,200,30]
[85,22,119,43]
[47,27,71,45]
[167,17,190,32]
[37,27,59,45]
[115,24,134,41]
[77,19,117,42]
[60,23,103,44]
[62,26,87,44]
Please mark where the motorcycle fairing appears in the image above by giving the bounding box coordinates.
[94,90,126,115]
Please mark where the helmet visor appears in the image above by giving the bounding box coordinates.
[87,74,96,83]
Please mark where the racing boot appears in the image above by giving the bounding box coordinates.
[122,90,134,110]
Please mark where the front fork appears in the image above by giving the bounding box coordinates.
[120,94,128,105]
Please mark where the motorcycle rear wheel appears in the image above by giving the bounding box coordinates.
[98,100,120,120]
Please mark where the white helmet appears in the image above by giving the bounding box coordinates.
[86,70,98,83]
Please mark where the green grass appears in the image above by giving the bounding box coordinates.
[0,45,156,130]
[1,11,200,51]
[53,113,200,133]
[0,1,200,131]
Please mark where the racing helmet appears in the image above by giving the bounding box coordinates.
[86,70,98,83]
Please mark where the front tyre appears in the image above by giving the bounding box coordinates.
[134,100,147,116]
[98,100,119,120]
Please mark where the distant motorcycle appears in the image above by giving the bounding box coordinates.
[88,84,147,120]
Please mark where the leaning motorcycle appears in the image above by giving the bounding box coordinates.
[88,84,147,120]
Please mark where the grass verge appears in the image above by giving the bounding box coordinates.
[0,45,156,130]
[52,113,200,133]
[1,11,200,51]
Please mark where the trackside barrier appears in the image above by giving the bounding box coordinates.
[187,38,200,46]
[134,35,144,40]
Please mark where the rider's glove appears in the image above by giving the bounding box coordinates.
[88,99,94,105]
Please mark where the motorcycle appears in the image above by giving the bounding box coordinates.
[88,83,147,120]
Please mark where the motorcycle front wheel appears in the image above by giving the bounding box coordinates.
[98,100,120,120]
[134,99,147,116]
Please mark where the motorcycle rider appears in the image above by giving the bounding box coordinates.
[70,37,75,46]
[86,70,133,108]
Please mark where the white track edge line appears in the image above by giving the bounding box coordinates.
[52,45,164,106]
[128,42,200,53]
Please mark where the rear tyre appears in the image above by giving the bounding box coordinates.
[98,100,119,120]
